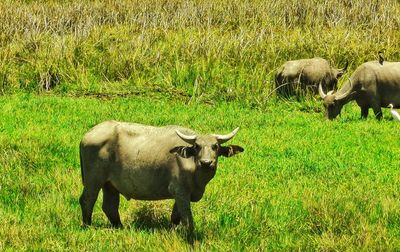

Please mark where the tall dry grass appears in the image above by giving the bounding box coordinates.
[0,0,399,103]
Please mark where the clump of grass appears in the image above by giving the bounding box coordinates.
[0,0,399,103]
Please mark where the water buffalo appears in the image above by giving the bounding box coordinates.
[319,61,400,120]
[275,57,348,97]
[79,121,244,235]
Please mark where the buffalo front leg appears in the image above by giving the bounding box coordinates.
[102,182,122,228]
[171,202,181,226]
[79,185,101,226]
[174,193,194,235]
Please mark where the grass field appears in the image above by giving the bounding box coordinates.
[1,94,400,250]
[1,0,400,250]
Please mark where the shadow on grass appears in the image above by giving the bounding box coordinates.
[128,205,205,244]
[128,205,171,231]
[79,204,205,244]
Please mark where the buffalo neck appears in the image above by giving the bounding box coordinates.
[193,167,216,191]
[188,167,216,202]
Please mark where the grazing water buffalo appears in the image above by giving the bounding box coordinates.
[319,61,400,120]
[79,121,244,235]
[275,57,348,97]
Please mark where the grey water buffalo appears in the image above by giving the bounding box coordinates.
[79,121,244,235]
[275,57,348,97]
[319,61,400,120]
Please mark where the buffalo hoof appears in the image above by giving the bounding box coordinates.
[110,223,123,229]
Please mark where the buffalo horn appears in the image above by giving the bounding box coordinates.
[335,78,353,100]
[176,130,197,145]
[318,83,327,99]
[213,127,240,144]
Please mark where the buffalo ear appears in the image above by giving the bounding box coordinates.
[169,146,195,158]
[218,145,244,157]
[336,71,345,78]
[336,61,348,78]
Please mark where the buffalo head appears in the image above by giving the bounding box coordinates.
[332,61,348,79]
[171,128,244,169]
[319,81,353,120]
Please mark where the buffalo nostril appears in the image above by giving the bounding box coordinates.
[200,160,212,166]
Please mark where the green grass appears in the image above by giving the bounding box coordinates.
[1,0,400,250]
[1,94,400,250]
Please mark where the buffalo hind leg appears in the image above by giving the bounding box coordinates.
[372,106,383,120]
[171,202,181,226]
[80,185,101,227]
[102,182,122,228]
[361,106,369,119]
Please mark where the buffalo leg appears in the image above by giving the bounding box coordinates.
[171,202,181,225]
[174,196,194,243]
[80,185,101,226]
[174,193,194,234]
[361,106,369,119]
[373,106,383,120]
[102,182,122,228]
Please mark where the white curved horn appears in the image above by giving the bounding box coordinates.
[335,78,353,100]
[318,83,327,99]
[213,127,240,144]
[176,130,197,145]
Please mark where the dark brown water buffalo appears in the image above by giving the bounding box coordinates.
[275,57,348,97]
[319,61,400,120]
[79,121,244,235]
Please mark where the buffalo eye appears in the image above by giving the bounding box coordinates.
[193,144,201,151]
[211,144,218,151]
